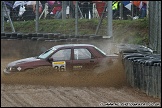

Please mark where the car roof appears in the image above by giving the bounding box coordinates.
[53,44,95,49]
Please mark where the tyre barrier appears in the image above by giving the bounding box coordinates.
[119,44,153,55]
[1,32,104,42]
[120,45,161,98]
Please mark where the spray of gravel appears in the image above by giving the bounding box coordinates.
[1,56,127,88]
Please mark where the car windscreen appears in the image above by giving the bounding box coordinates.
[38,47,56,59]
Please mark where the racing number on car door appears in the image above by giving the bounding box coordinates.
[52,61,66,72]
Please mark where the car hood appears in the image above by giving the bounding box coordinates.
[8,57,41,66]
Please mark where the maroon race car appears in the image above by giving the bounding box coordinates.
[3,44,118,74]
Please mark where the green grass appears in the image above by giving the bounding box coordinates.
[3,18,149,45]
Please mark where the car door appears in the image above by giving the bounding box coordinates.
[72,48,98,71]
[50,48,73,72]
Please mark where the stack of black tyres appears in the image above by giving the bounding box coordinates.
[120,44,161,98]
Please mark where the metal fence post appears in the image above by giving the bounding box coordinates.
[1,1,4,32]
[75,1,78,36]
[35,1,39,33]
[62,1,66,19]
[107,1,113,39]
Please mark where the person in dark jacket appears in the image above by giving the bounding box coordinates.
[139,2,146,18]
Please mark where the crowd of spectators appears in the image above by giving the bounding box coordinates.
[2,1,147,21]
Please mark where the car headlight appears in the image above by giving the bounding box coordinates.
[10,67,16,71]
[6,66,19,72]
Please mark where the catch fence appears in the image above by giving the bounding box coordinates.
[1,1,144,36]
[148,1,161,54]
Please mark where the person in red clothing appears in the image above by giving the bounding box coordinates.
[48,1,62,19]
[52,1,62,19]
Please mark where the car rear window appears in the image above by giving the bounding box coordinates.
[94,46,107,56]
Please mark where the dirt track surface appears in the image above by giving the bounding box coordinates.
[1,58,161,107]
[2,84,161,107]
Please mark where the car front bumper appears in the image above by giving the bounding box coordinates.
[3,69,12,75]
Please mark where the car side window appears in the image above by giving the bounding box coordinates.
[51,49,71,61]
[74,48,92,60]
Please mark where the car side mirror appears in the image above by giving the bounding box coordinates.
[91,56,95,59]
[48,58,53,62]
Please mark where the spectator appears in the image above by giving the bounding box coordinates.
[112,1,120,19]
[22,1,42,21]
[70,1,76,18]
[40,1,47,12]
[123,5,131,20]
[79,1,89,18]
[88,1,93,19]
[79,1,93,19]
[51,1,62,19]
[78,1,86,18]
[139,2,146,19]
[22,4,35,21]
